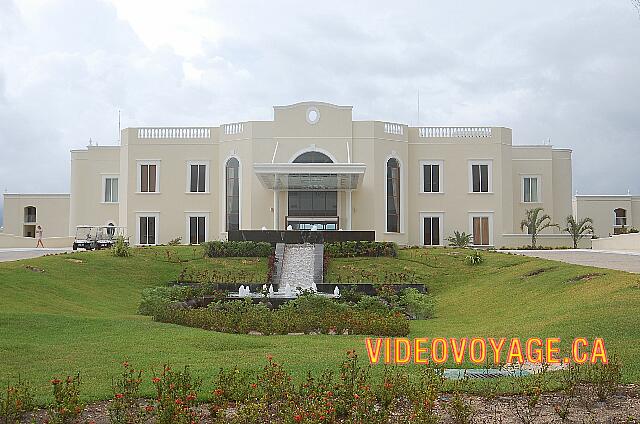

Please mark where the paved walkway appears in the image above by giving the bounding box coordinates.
[504,249,640,273]
[0,248,73,262]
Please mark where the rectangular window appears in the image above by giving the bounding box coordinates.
[189,216,206,244]
[471,164,489,193]
[472,216,490,246]
[104,177,118,203]
[140,164,157,192]
[523,176,539,203]
[423,216,440,246]
[422,163,441,193]
[139,216,156,245]
[189,164,207,193]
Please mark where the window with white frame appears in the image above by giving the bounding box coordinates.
[420,213,443,246]
[137,161,159,193]
[522,176,539,203]
[187,161,208,193]
[470,213,492,246]
[187,214,207,244]
[469,161,492,193]
[137,214,158,245]
[103,176,119,203]
[420,161,443,193]
[614,208,627,226]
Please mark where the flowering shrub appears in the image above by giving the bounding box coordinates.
[0,377,35,423]
[324,241,398,258]
[108,361,148,424]
[152,365,201,424]
[202,241,273,258]
[152,295,410,336]
[47,374,83,424]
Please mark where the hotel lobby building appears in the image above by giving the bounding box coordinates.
[2,101,580,248]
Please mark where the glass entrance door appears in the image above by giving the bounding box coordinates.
[285,217,339,231]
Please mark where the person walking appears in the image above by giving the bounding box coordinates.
[35,225,44,248]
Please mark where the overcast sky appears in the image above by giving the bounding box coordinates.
[1,0,639,223]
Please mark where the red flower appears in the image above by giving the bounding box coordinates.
[175,398,183,405]
[145,405,154,412]
[294,414,302,422]
[115,393,124,399]
[354,393,360,400]
[152,377,161,383]
[250,383,257,389]
[122,361,129,368]
[50,379,61,385]
[213,388,223,396]
[186,393,196,401]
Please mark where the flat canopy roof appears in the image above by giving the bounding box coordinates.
[254,163,366,190]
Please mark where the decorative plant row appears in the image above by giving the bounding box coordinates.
[324,241,398,258]
[202,241,273,258]
[0,353,624,424]
[152,295,410,336]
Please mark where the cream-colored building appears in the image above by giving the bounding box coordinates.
[3,101,581,248]
[573,195,640,237]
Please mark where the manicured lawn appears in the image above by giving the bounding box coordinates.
[1,246,639,404]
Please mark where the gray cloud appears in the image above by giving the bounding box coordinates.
[1,0,639,226]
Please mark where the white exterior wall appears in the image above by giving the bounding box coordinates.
[2,194,70,238]
[2,102,579,248]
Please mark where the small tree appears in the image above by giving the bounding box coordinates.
[520,208,557,249]
[446,231,472,248]
[564,215,593,249]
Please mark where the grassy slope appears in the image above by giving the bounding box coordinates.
[1,247,639,403]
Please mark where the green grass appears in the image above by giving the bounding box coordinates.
[1,246,639,403]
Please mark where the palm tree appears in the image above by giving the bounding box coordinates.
[520,208,558,249]
[563,215,593,249]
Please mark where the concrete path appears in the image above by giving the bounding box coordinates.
[0,248,73,263]
[504,249,640,273]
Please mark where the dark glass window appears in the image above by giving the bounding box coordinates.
[140,164,157,192]
[423,217,440,245]
[190,164,206,192]
[287,151,337,219]
[189,216,206,244]
[225,158,240,231]
[24,206,36,223]
[386,158,401,232]
[472,164,489,193]
[423,164,439,193]
[140,216,156,245]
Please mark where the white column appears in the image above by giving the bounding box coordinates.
[273,190,280,230]
[345,190,352,230]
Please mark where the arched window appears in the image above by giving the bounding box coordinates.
[614,208,627,227]
[386,158,401,233]
[292,151,333,164]
[24,206,36,223]
[225,158,240,231]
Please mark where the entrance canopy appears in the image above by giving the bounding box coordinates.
[254,163,366,191]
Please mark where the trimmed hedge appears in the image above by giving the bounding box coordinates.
[202,241,273,258]
[324,241,398,258]
[152,295,409,336]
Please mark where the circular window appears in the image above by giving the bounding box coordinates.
[306,107,320,124]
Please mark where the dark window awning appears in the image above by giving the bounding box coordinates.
[253,163,366,191]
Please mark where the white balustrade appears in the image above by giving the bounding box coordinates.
[137,127,211,139]
[223,122,244,135]
[418,127,493,138]
[383,122,404,135]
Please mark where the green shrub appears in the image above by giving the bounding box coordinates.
[324,241,398,258]
[446,231,472,248]
[399,288,435,319]
[167,237,182,246]
[202,241,273,258]
[465,250,483,265]
[138,286,193,316]
[152,295,409,336]
[112,236,131,257]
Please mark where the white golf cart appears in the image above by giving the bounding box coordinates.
[72,225,128,250]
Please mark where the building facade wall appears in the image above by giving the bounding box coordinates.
[3,194,70,238]
[2,102,579,248]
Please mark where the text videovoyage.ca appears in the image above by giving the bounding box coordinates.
[365,337,608,365]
